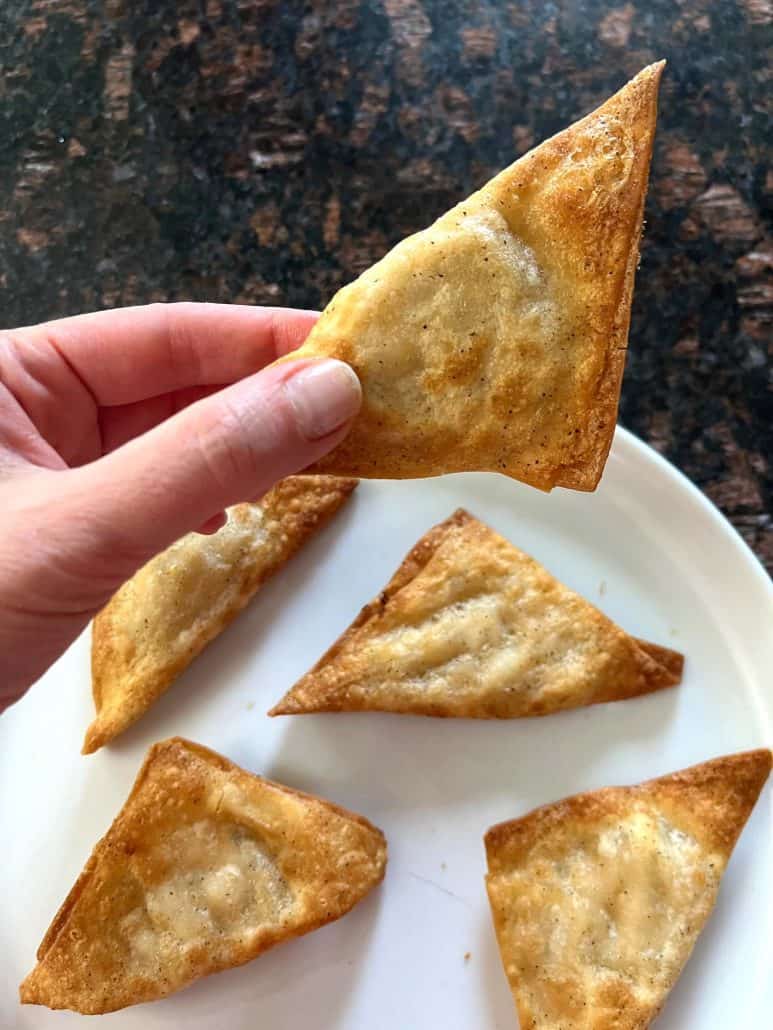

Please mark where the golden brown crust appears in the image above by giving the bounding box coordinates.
[640,748,773,856]
[273,509,474,696]
[633,638,684,681]
[270,508,682,718]
[85,476,357,753]
[484,749,772,1029]
[283,64,663,489]
[20,737,387,1014]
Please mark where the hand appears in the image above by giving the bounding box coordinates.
[0,303,361,710]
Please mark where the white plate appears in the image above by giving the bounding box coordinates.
[2,427,771,1030]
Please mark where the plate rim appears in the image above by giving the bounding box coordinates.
[614,425,771,601]
[2,424,772,1030]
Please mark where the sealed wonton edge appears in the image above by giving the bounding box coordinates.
[484,749,772,1029]
[485,749,772,869]
[85,476,358,753]
[21,737,387,1013]
[280,62,664,490]
[270,507,683,717]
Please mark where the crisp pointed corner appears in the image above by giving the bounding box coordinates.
[615,59,665,108]
[267,695,300,717]
[635,639,684,685]
[647,58,667,81]
[81,724,101,755]
[627,639,684,701]
[649,748,772,856]
[732,747,773,791]
[19,976,37,1006]
[665,748,773,802]
[624,60,665,144]
[81,708,123,754]
[638,59,666,83]
[660,748,772,795]
[338,476,360,495]
[602,60,664,151]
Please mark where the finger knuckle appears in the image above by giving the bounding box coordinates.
[193,398,265,493]
[159,302,206,384]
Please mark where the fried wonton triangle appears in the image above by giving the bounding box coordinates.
[20,737,387,1014]
[277,63,663,489]
[270,509,683,718]
[485,749,772,1030]
[84,475,357,753]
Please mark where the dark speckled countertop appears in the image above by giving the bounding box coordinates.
[1,1,771,569]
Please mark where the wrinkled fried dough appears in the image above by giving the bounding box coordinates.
[270,509,682,718]
[20,737,386,1014]
[85,476,357,753]
[485,750,772,1030]
[278,64,663,489]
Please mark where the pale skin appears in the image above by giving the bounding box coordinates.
[0,303,361,712]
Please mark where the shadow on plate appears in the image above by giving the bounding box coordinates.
[263,685,681,818]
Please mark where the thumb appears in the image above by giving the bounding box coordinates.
[65,357,361,572]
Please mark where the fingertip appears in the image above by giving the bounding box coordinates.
[283,359,362,441]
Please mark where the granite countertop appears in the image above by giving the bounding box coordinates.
[1,1,770,569]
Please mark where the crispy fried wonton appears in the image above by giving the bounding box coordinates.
[20,737,386,1014]
[280,64,663,489]
[485,749,772,1029]
[270,509,683,718]
[85,476,357,753]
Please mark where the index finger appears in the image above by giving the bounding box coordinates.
[15,302,319,407]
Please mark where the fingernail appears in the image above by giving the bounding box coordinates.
[284,360,361,440]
